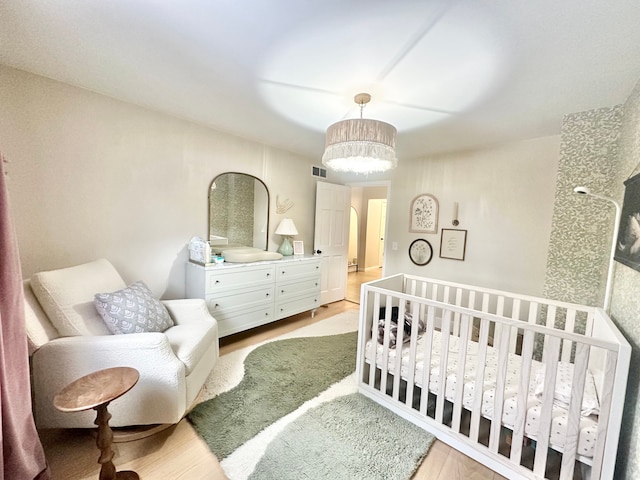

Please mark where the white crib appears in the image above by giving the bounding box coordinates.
[356,274,630,480]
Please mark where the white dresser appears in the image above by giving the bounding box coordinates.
[186,255,321,337]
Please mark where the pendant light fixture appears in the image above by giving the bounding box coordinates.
[321,93,397,174]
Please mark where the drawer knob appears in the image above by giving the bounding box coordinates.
[281,289,285,294]
[267,273,271,277]
[266,293,270,297]
[215,303,220,308]
[315,265,319,269]
[281,271,285,275]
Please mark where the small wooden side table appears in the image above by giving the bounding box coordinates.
[54,366,141,480]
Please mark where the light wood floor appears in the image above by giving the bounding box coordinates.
[345,267,383,303]
[38,293,505,480]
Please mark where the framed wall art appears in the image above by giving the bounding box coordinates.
[409,193,439,233]
[408,239,433,266]
[614,172,640,271]
[440,229,467,261]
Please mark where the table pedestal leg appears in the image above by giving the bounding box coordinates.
[94,403,139,480]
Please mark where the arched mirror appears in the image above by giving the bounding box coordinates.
[209,172,269,250]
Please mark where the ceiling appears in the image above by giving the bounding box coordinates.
[2,0,640,162]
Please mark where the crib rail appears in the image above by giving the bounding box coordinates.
[356,274,630,480]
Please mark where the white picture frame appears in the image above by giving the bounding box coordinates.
[409,194,439,234]
[293,240,304,255]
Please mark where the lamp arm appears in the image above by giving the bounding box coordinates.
[603,198,621,313]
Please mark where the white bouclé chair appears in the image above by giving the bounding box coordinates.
[24,258,218,429]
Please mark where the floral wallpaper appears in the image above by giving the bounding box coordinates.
[543,78,640,479]
[543,106,623,306]
[609,77,640,480]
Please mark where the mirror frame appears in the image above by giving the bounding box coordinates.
[208,172,270,250]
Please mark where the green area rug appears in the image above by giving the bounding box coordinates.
[188,332,358,459]
[249,393,434,480]
[188,326,435,479]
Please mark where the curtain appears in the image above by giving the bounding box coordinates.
[0,156,49,479]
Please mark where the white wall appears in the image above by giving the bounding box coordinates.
[383,136,561,296]
[0,66,319,298]
[1,65,561,301]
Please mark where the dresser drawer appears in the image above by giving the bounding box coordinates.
[276,293,321,320]
[205,265,274,292]
[275,260,320,281]
[206,286,274,315]
[216,305,276,337]
[276,278,320,300]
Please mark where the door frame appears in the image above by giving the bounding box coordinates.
[346,180,391,277]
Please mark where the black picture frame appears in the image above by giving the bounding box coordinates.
[439,229,467,261]
[408,239,433,266]
[614,172,640,271]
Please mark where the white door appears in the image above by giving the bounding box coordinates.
[314,182,350,305]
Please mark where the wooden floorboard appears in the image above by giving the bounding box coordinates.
[38,272,508,479]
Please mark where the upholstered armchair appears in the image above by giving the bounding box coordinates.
[24,258,219,429]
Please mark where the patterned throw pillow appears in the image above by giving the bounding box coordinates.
[94,281,174,334]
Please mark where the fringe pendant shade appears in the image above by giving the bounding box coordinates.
[321,94,397,174]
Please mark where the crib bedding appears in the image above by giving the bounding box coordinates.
[365,331,599,458]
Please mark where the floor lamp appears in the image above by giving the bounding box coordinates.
[573,186,622,313]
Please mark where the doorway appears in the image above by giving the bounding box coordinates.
[345,183,389,304]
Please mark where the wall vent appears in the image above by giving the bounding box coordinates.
[312,165,327,178]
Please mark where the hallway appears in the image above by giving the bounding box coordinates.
[345,268,382,304]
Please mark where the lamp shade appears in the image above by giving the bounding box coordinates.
[321,93,398,174]
[275,218,298,236]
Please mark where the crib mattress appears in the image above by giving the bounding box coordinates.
[365,332,598,458]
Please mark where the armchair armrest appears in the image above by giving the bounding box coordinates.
[162,298,217,326]
[31,333,187,428]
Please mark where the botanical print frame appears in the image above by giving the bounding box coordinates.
[409,194,439,233]
[293,240,304,255]
[614,172,640,271]
[440,229,467,261]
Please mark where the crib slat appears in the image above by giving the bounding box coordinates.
[489,322,511,453]
[590,350,618,480]
[452,288,463,336]
[405,301,421,408]
[392,299,407,401]
[435,310,453,424]
[533,336,561,477]
[561,309,576,363]
[493,296,505,352]
[379,294,394,395]
[541,304,555,364]
[451,314,471,433]
[559,342,590,480]
[368,292,382,387]
[528,302,539,325]
[469,317,491,443]
[510,329,535,465]
[509,299,521,352]
[468,290,476,312]
[419,304,437,415]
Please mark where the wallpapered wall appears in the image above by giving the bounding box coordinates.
[542,106,623,306]
[609,78,640,480]
[543,81,640,479]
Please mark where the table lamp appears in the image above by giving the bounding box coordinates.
[275,218,298,256]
